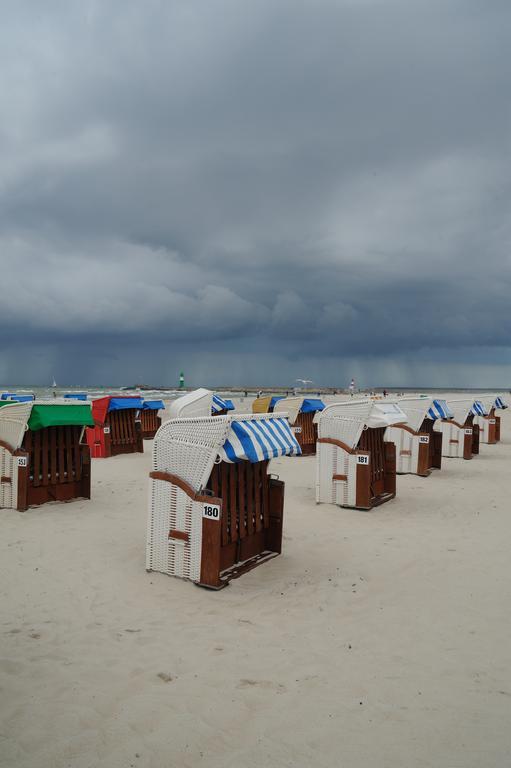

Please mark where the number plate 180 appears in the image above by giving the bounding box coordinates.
[203,503,221,520]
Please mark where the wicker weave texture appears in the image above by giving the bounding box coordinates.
[385,427,418,473]
[153,416,232,492]
[147,479,202,581]
[316,442,354,506]
[445,399,474,425]
[0,447,16,509]
[473,415,495,444]
[316,411,365,453]
[390,398,432,433]
[0,402,32,451]
[434,421,466,458]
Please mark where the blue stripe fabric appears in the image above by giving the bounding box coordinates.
[495,396,508,409]
[470,400,487,416]
[219,417,301,462]
[300,398,325,414]
[1,393,35,402]
[108,397,144,412]
[142,399,165,410]
[64,393,88,400]
[427,399,453,420]
[269,396,284,410]
[212,394,235,413]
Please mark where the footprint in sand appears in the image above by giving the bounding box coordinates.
[237,679,286,693]
[157,672,174,683]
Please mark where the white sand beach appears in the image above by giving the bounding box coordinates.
[1,395,511,767]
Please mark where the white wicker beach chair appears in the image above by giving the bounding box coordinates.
[147,412,300,588]
[273,396,324,455]
[384,396,446,475]
[0,403,32,510]
[315,400,406,509]
[0,401,92,511]
[433,399,481,459]
[472,394,502,445]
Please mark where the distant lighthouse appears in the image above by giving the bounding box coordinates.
[179,371,185,389]
[349,378,355,396]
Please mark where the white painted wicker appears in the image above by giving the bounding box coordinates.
[0,403,32,510]
[434,420,470,458]
[444,399,474,426]
[388,397,433,432]
[0,402,32,451]
[315,399,406,506]
[0,447,16,509]
[473,394,497,444]
[147,413,291,583]
[273,396,303,425]
[168,389,213,419]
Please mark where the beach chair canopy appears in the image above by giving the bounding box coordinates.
[252,395,280,414]
[274,396,325,424]
[168,388,213,419]
[315,399,408,450]
[1,393,35,402]
[470,400,488,417]
[91,396,144,424]
[427,399,453,420]
[220,417,300,462]
[478,393,508,412]
[0,401,94,450]
[212,394,235,414]
[154,414,300,493]
[387,396,436,432]
[445,399,482,424]
[142,399,165,411]
[64,393,88,401]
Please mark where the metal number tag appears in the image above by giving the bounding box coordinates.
[16,456,28,467]
[464,428,473,435]
[356,455,370,465]
[489,419,496,424]
[419,436,430,444]
[203,503,221,520]
[103,426,110,434]
[293,426,302,434]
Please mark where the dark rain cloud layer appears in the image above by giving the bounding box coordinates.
[1,0,511,387]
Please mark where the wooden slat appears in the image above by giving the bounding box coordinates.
[50,427,57,485]
[262,461,270,529]
[246,463,254,536]
[57,426,65,482]
[41,428,49,486]
[32,431,41,487]
[229,462,238,543]
[221,461,229,545]
[254,462,262,532]
[169,529,189,542]
[238,463,247,539]
[73,426,82,482]
[65,426,73,482]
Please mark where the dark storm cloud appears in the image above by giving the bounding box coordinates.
[1,0,511,386]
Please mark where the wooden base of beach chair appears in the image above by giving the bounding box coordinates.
[293,412,317,456]
[140,410,162,440]
[18,426,91,511]
[87,410,143,458]
[148,463,285,589]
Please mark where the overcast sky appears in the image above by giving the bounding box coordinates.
[1,0,510,388]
